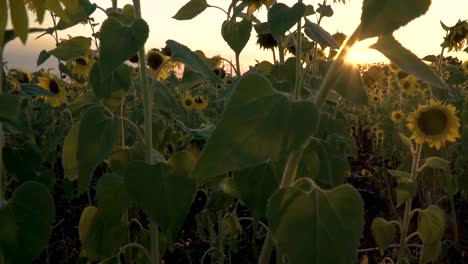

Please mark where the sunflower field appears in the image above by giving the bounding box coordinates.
[1,0,468,264]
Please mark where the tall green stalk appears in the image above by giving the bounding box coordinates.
[0,47,4,203]
[294,4,303,100]
[397,143,422,264]
[131,1,159,263]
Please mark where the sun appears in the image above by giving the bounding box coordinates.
[345,38,388,64]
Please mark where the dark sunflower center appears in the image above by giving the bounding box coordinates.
[184,99,192,106]
[147,52,164,70]
[49,80,60,94]
[75,58,88,66]
[19,72,30,83]
[402,80,411,90]
[417,109,448,136]
[194,97,204,104]
[394,113,402,119]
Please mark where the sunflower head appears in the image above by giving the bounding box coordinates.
[371,95,380,103]
[375,129,384,140]
[461,60,468,74]
[37,72,67,107]
[193,96,208,110]
[407,99,460,150]
[256,33,277,50]
[147,49,165,70]
[400,75,417,94]
[182,94,195,111]
[10,68,32,84]
[71,53,94,78]
[391,110,405,124]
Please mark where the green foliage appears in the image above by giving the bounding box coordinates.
[221,19,252,55]
[418,205,445,263]
[0,0,7,45]
[172,0,208,20]
[48,36,92,61]
[193,73,320,184]
[267,184,364,264]
[90,63,132,99]
[396,176,417,207]
[268,2,305,39]
[423,156,450,169]
[371,217,397,255]
[0,95,20,123]
[303,19,339,49]
[8,0,28,44]
[55,0,97,30]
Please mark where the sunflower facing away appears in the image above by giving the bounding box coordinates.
[391,110,405,124]
[406,99,460,150]
[37,72,67,107]
[71,53,94,78]
[147,48,173,80]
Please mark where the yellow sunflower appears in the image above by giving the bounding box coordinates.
[371,95,380,103]
[406,99,460,150]
[70,53,94,78]
[461,60,468,74]
[182,94,195,111]
[147,48,174,81]
[193,96,208,110]
[9,68,32,84]
[390,110,405,124]
[37,72,67,107]
[360,169,371,177]
[375,129,384,139]
[400,75,417,94]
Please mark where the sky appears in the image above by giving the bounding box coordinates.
[3,0,468,73]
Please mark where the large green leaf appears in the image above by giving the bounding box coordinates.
[48,36,91,61]
[418,205,445,263]
[166,40,221,83]
[79,206,126,261]
[371,35,447,89]
[172,0,208,20]
[55,0,97,30]
[62,121,80,181]
[0,0,7,46]
[96,173,129,223]
[9,182,55,263]
[359,0,431,39]
[125,155,196,244]
[396,176,417,208]
[303,19,339,49]
[371,217,397,255]
[221,19,252,55]
[99,17,149,76]
[3,143,42,183]
[268,2,306,39]
[9,0,28,44]
[192,73,320,184]
[233,163,280,219]
[267,184,364,263]
[90,63,132,99]
[0,95,21,123]
[77,106,118,193]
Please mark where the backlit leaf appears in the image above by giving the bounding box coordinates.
[173,0,208,20]
[221,19,252,55]
[268,2,306,39]
[0,95,21,123]
[371,217,396,255]
[48,36,91,61]
[9,0,28,44]
[55,0,97,30]
[63,122,80,181]
[304,19,339,49]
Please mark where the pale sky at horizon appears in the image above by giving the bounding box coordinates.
[3,0,468,73]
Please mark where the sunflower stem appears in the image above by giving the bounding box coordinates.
[294,6,303,100]
[235,53,241,76]
[449,189,459,243]
[0,47,4,203]
[397,143,422,264]
[132,1,159,264]
[277,37,285,64]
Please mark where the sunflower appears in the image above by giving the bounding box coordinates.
[193,96,208,110]
[406,99,460,150]
[256,33,277,50]
[400,75,417,94]
[375,129,384,139]
[9,68,32,84]
[147,48,174,80]
[391,110,405,124]
[182,94,195,111]
[371,95,379,103]
[37,72,67,107]
[461,60,468,74]
[71,53,94,78]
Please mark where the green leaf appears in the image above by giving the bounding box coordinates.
[371,35,448,89]
[192,73,320,184]
[221,19,252,55]
[360,0,431,39]
[99,17,149,75]
[166,40,221,83]
[55,0,97,30]
[3,143,42,183]
[423,157,450,169]
[303,19,339,49]
[96,173,128,223]
[77,106,118,193]
[9,0,28,44]
[48,36,91,61]
[37,50,52,66]
[371,217,396,255]
[19,83,55,96]
[0,205,18,261]
[316,3,333,17]
[388,170,411,179]
[267,184,364,264]
[420,241,442,264]
[268,2,305,39]
[125,158,196,244]
[396,177,417,207]
[399,133,413,150]
[422,55,438,62]
[0,94,21,123]
[0,0,7,46]
[9,182,55,263]
[233,163,280,219]
[79,206,126,261]
[90,63,132,99]
[418,205,445,244]
[172,0,208,20]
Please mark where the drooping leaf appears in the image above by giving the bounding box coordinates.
[304,19,339,49]
[316,3,333,17]
[9,0,28,44]
[77,106,118,193]
[420,241,442,264]
[125,157,196,244]
[166,40,221,83]
[418,205,445,263]
[55,0,97,30]
[233,163,280,219]
[268,2,306,39]
[90,63,132,99]
[172,0,208,20]
[96,173,129,223]
[267,184,364,264]
[9,182,55,263]
[371,217,397,255]
[48,36,91,61]
[99,17,149,75]
[371,35,447,89]
[0,94,21,123]
[360,0,431,39]
[221,19,252,55]
[192,73,320,184]
[36,50,52,66]
[396,177,417,207]
[423,157,450,169]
